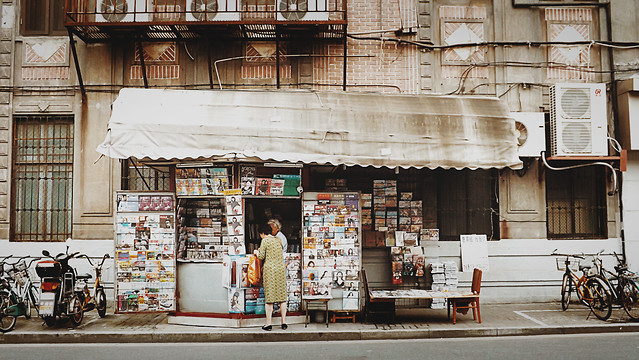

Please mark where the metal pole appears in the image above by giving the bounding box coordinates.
[343,25,347,91]
[207,38,214,89]
[67,29,86,102]
[137,41,149,88]
[276,26,281,89]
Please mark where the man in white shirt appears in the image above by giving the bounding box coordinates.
[268,219,287,252]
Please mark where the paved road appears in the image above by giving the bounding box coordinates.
[2,333,638,360]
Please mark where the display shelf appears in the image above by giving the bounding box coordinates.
[114,191,177,314]
[301,191,362,312]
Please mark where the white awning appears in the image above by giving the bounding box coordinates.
[96,88,523,170]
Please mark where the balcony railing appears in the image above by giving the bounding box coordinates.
[66,0,346,24]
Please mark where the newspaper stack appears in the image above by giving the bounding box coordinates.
[443,261,459,291]
[429,262,446,309]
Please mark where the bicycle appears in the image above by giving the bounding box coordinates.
[1,256,41,332]
[593,252,639,321]
[76,253,110,318]
[552,250,611,320]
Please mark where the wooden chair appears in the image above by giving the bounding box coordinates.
[447,268,482,324]
[362,269,395,323]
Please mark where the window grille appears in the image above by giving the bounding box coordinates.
[12,115,73,242]
[121,159,172,191]
[546,166,607,239]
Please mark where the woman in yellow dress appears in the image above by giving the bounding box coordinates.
[254,223,287,331]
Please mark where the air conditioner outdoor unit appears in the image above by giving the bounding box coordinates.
[511,112,546,158]
[550,83,608,156]
[187,0,241,21]
[277,0,329,21]
[96,0,151,22]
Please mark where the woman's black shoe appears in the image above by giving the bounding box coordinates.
[262,325,272,331]
[281,324,288,330]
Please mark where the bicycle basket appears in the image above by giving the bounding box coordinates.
[556,257,580,271]
[15,261,27,272]
[8,261,29,286]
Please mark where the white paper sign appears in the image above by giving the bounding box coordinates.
[460,234,489,272]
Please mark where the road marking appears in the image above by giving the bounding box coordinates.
[513,311,549,327]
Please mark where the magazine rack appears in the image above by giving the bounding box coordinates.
[301,192,362,315]
[114,191,177,313]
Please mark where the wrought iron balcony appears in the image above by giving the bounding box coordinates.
[66,0,347,42]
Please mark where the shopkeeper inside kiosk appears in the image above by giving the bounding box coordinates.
[268,219,288,252]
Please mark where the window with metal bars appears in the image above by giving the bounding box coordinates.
[437,169,500,241]
[546,166,607,239]
[11,115,73,242]
[121,159,172,191]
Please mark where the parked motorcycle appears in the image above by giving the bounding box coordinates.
[35,247,84,327]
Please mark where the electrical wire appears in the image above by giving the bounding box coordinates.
[540,151,618,195]
[607,136,622,153]
[346,34,639,51]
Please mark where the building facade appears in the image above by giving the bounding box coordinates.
[1,0,638,303]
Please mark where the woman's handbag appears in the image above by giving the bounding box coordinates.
[248,255,263,286]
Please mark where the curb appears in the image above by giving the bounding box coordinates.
[3,324,639,344]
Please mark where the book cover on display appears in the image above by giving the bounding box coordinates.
[270,179,285,196]
[404,232,419,247]
[227,216,244,236]
[225,192,242,215]
[240,166,256,177]
[228,288,245,313]
[332,270,345,288]
[241,177,255,195]
[343,291,359,310]
[117,194,139,212]
[256,178,271,195]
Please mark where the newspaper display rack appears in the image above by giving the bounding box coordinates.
[301,191,362,312]
[114,191,177,313]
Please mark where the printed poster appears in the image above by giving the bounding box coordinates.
[460,234,489,272]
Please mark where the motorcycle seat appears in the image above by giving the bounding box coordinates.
[76,273,92,280]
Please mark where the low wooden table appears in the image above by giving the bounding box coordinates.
[304,298,330,327]
[331,311,357,323]
[369,289,478,323]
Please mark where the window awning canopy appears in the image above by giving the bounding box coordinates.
[96,88,523,170]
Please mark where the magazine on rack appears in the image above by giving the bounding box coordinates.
[343,291,359,310]
[227,216,244,236]
[256,178,271,195]
[225,191,242,215]
[270,179,285,196]
[228,288,245,313]
[241,177,255,195]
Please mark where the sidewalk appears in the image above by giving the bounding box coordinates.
[2,302,639,344]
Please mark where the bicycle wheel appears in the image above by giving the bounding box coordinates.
[0,293,17,333]
[621,278,639,320]
[23,290,31,319]
[29,284,39,313]
[69,294,84,326]
[586,278,612,321]
[96,288,107,318]
[561,274,571,310]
